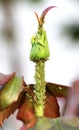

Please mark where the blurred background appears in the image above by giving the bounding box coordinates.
[0,0,79,129]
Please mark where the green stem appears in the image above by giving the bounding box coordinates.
[34,60,46,117]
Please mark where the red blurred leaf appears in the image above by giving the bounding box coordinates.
[17,97,37,130]
[44,91,60,118]
[46,82,70,98]
[0,112,3,127]
[64,79,79,116]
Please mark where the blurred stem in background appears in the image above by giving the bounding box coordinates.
[0,0,44,5]
[1,0,15,41]
[0,0,23,73]
[61,0,79,43]
[62,23,79,42]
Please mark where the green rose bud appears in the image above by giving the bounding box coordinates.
[30,28,50,61]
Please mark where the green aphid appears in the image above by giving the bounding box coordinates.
[30,27,50,61]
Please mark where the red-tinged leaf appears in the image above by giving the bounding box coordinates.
[0,112,3,127]
[64,79,79,116]
[34,11,39,24]
[41,6,57,24]
[46,82,70,98]
[0,91,23,126]
[44,91,60,118]
[17,98,37,130]
[0,72,15,85]
[34,6,57,27]
[0,74,24,110]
